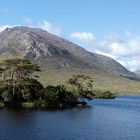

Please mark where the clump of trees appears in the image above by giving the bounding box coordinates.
[0,59,43,106]
[0,58,115,109]
[94,90,115,99]
[35,85,78,109]
[67,75,95,100]
[0,59,96,109]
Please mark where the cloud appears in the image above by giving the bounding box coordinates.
[117,58,140,71]
[94,34,140,56]
[70,32,95,41]
[38,20,61,36]
[1,8,10,15]
[22,17,32,25]
[0,25,16,32]
[69,31,140,71]
[0,20,61,35]
[1,8,9,13]
[89,32,140,71]
[96,36,140,58]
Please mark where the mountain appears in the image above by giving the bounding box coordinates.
[0,26,137,79]
[134,70,140,75]
[1,26,140,93]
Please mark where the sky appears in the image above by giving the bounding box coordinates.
[0,0,140,71]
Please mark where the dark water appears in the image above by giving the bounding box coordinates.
[1,95,140,140]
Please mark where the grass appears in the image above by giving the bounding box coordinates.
[38,68,140,95]
[0,101,5,108]
[0,55,23,63]
[21,102,35,109]
[1,56,140,95]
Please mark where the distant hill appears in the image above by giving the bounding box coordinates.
[0,26,137,78]
[134,70,140,75]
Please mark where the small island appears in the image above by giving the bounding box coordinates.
[0,58,115,109]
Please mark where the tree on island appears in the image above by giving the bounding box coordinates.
[67,75,95,100]
[0,58,97,109]
[0,58,43,105]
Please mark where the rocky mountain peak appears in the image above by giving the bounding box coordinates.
[0,26,138,79]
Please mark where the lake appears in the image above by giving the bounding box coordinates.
[0,95,140,140]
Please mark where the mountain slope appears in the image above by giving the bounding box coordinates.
[0,26,137,79]
[134,70,140,75]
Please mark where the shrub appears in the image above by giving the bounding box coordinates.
[94,90,115,99]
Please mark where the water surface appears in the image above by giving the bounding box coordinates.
[0,95,140,140]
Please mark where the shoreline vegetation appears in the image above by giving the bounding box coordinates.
[0,58,115,109]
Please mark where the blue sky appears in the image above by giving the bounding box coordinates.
[0,0,140,70]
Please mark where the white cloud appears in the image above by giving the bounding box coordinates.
[22,17,32,25]
[95,50,117,59]
[117,58,140,71]
[70,32,95,41]
[94,34,140,58]
[0,25,16,32]
[1,8,9,13]
[38,20,61,36]
[91,33,140,71]
[0,20,61,36]
[1,8,10,16]
[69,31,140,71]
